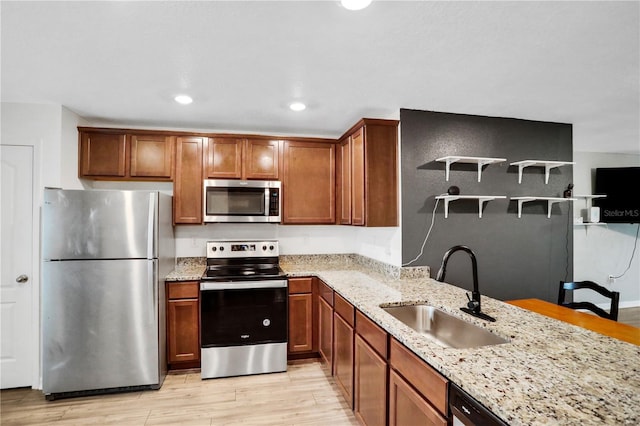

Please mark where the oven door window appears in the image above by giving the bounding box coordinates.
[200,287,287,347]
[205,187,266,216]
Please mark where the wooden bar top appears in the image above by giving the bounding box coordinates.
[506,298,640,346]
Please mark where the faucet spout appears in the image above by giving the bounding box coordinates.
[435,245,496,322]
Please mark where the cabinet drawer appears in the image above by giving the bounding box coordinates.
[167,281,199,300]
[318,279,334,306]
[389,338,448,416]
[289,277,313,294]
[334,293,355,327]
[356,310,388,358]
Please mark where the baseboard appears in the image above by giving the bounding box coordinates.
[594,300,640,310]
[618,300,640,309]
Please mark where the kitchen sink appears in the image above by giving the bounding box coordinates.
[381,305,509,349]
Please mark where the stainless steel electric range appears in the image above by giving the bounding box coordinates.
[200,240,288,379]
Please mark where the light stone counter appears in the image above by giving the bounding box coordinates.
[165,257,206,282]
[167,255,639,425]
[281,259,640,426]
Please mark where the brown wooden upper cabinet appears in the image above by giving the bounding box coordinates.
[282,139,336,224]
[79,128,174,180]
[206,137,280,180]
[337,119,399,227]
[174,136,205,224]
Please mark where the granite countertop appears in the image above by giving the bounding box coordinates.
[166,255,640,425]
[165,257,206,281]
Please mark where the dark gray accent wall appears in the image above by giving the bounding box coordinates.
[401,109,573,302]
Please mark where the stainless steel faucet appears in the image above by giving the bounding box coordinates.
[435,245,496,322]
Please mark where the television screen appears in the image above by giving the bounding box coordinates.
[594,167,640,223]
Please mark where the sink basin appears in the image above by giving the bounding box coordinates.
[381,305,509,349]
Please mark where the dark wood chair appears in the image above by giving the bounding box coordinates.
[558,281,620,321]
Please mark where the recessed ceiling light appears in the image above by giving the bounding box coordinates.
[341,0,372,11]
[174,95,193,105]
[289,102,306,112]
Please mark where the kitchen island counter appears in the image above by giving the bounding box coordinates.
[166,255,639,424]
[280,258,640,426]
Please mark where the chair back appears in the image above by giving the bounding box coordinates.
[558,280,620,321]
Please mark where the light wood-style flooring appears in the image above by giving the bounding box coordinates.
[0,360,358,426]
[618,307,640,328]
[3,311,638,425]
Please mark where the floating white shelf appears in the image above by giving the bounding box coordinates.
[573,194,607,200]
[573,195,606,223]
[510,160,575,184]
[511,196,576,218]
[435,195,507,218]
[435,156,507,182]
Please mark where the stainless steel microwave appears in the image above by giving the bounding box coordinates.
[203,179,281,223]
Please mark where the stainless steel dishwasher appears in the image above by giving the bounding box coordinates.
[450,383,508,426]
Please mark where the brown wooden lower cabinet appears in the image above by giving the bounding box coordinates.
[166,281,200,369]
[388,369,447,426]
[389,338,449,425]
[354,334,388,426]
[333,310,354,408]
[288,277,317,357]
[318,295,333,369]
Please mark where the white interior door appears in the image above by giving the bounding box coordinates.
[1,145,34,389]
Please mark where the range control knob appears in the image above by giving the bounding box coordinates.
[269,245,274,251]
[219,246,224,251]
[262,245,267,251]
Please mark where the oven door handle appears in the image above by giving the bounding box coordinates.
[200,280,287,291]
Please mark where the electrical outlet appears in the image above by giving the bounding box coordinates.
[607,275,616,284]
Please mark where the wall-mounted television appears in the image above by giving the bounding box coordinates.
[593,167,640,223]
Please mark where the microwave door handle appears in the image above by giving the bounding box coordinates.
[264,188,270,216]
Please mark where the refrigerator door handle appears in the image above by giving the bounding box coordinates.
[147,193,156,259]
[150,260,157,325]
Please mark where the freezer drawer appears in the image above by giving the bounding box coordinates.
[42,259,159,396]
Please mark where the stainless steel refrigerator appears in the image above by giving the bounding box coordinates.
[42,188,175,400]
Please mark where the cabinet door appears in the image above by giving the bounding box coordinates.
[362,122,399,227]
[389,370,447,426]
[288,293,313,353]
[350,128,365,226]
[167,299,200,365]
[206,137,243,179]
[337,137,352,225]
[333,311,354,408]
[174,136,204,224]
[282,140,336,224]
[318,296,333,370]
[354,334,387,426]
[80,131,127,177]
[245,139,279,180]
[130,134,174,179]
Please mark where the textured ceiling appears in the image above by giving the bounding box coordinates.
[2,1,638,153]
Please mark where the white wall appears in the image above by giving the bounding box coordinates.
[173,224,402,266]
[573,151,640,308]
[1,102,94,389]
[60,106,91,189]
